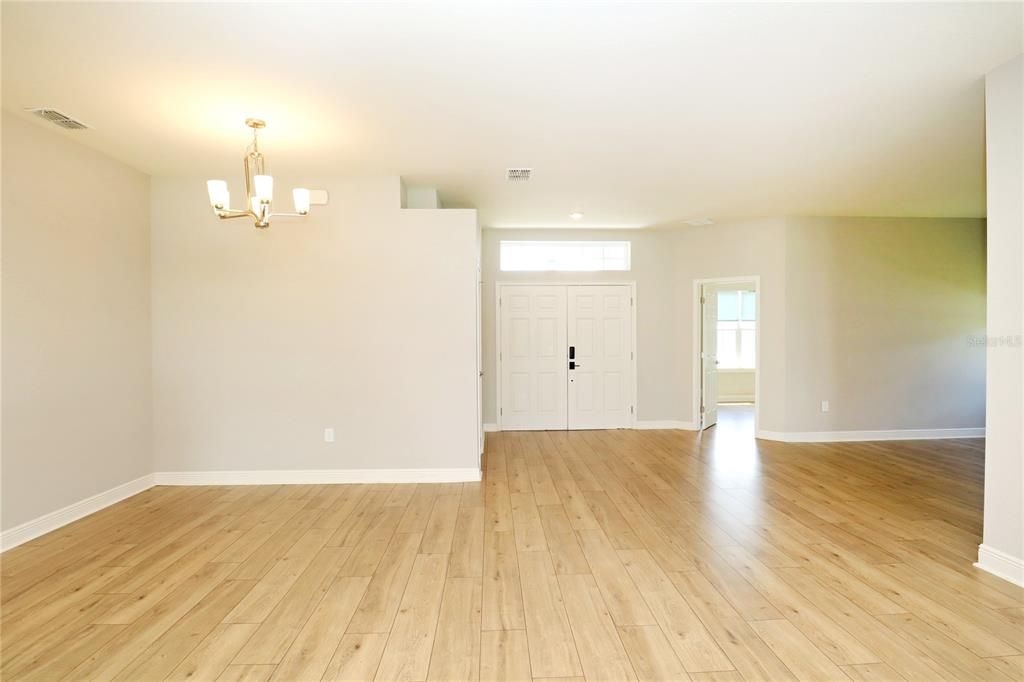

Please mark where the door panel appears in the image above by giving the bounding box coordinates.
[500,286,568,430]
[568,285,632,429]
[701,285,719,429]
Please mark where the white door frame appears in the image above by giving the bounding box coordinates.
[691,276,761,434]
[496,281,638,431]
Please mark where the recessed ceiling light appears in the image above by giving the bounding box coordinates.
[570,211,584,221]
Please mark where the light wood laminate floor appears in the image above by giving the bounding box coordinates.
[2,418,1022,680]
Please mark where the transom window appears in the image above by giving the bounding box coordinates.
[500,240,631,272]
[717,289,756,369]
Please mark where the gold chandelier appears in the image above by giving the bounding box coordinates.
[206,118,312,229]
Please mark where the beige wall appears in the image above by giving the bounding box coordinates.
[2,113,152,531]
[719,371,755,402]
[482,216,985,435]
[981,55,1023,575]
[669,218,790,429]
[784,216,986,432]
[151,176,479,473]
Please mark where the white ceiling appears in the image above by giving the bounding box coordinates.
[3,2,1020,228]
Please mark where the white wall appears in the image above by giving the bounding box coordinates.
[980,54,1023,583]
[2,112,152,531]
[150,176,480,475]
[482,216,985,436]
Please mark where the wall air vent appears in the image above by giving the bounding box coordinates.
[27,108,89,130]
[506,168,532,181]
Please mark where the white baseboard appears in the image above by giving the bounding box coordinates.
[0,474,155,551]
[975,544,1024,586]
[634,420,697,430]
[756,427,985,443]
[153,468,482,486]
[484,421,697,432]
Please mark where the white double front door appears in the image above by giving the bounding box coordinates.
[499,284,633,430]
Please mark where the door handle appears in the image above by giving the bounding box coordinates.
[570,361,581,370]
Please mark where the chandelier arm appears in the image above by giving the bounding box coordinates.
[268,212,308,218]
[243,155,253,200]
[217,209,259,221]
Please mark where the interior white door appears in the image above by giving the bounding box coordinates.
[477,268,484,455]
[701,285,719,429]
[499,286,568,430]
[568,285,633,429]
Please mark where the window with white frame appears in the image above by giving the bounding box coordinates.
[717,289,756,369]
[499,241,631,272]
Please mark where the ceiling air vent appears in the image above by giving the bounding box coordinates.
[506,168,532,182]
[27,108,89,130]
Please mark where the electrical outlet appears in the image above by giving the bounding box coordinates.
[324,427,335,443]
[821,400,830,413]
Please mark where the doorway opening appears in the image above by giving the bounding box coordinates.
[693,277,760,437]
[496,282,637,431]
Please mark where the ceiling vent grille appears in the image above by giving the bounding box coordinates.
[506,168,532,182]
[27,108,89,130]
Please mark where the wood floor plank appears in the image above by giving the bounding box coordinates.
[576,528,656,626]
[557,573,638,681]
[218,663,277,681]
[482,530,526,630]
[165,622,260,681]
[224,526,332,623]
[669,569,798,682]
[421,493,462,555]
[839,662,907,681]
[346,531,423,634]
[480,629,532,682]
[374,553,449,681]
[233,545,350,664]
[337,506,405,577]
[65,562,241,680]
[449,505,486,577]
[511,492,548,552]
[618,549,733,673]
[716,544,879,665]
[810,543,1022,658]
[538,504,591,575]
[748,619,849,681]
[1,426,1008,682]
[270,576,370,681]
[112,579,256,680]
[874,612,1017,680]
[617,624,691,682]
[427,577,483,681]
[517,550,583,679]
[323,633,389,681]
